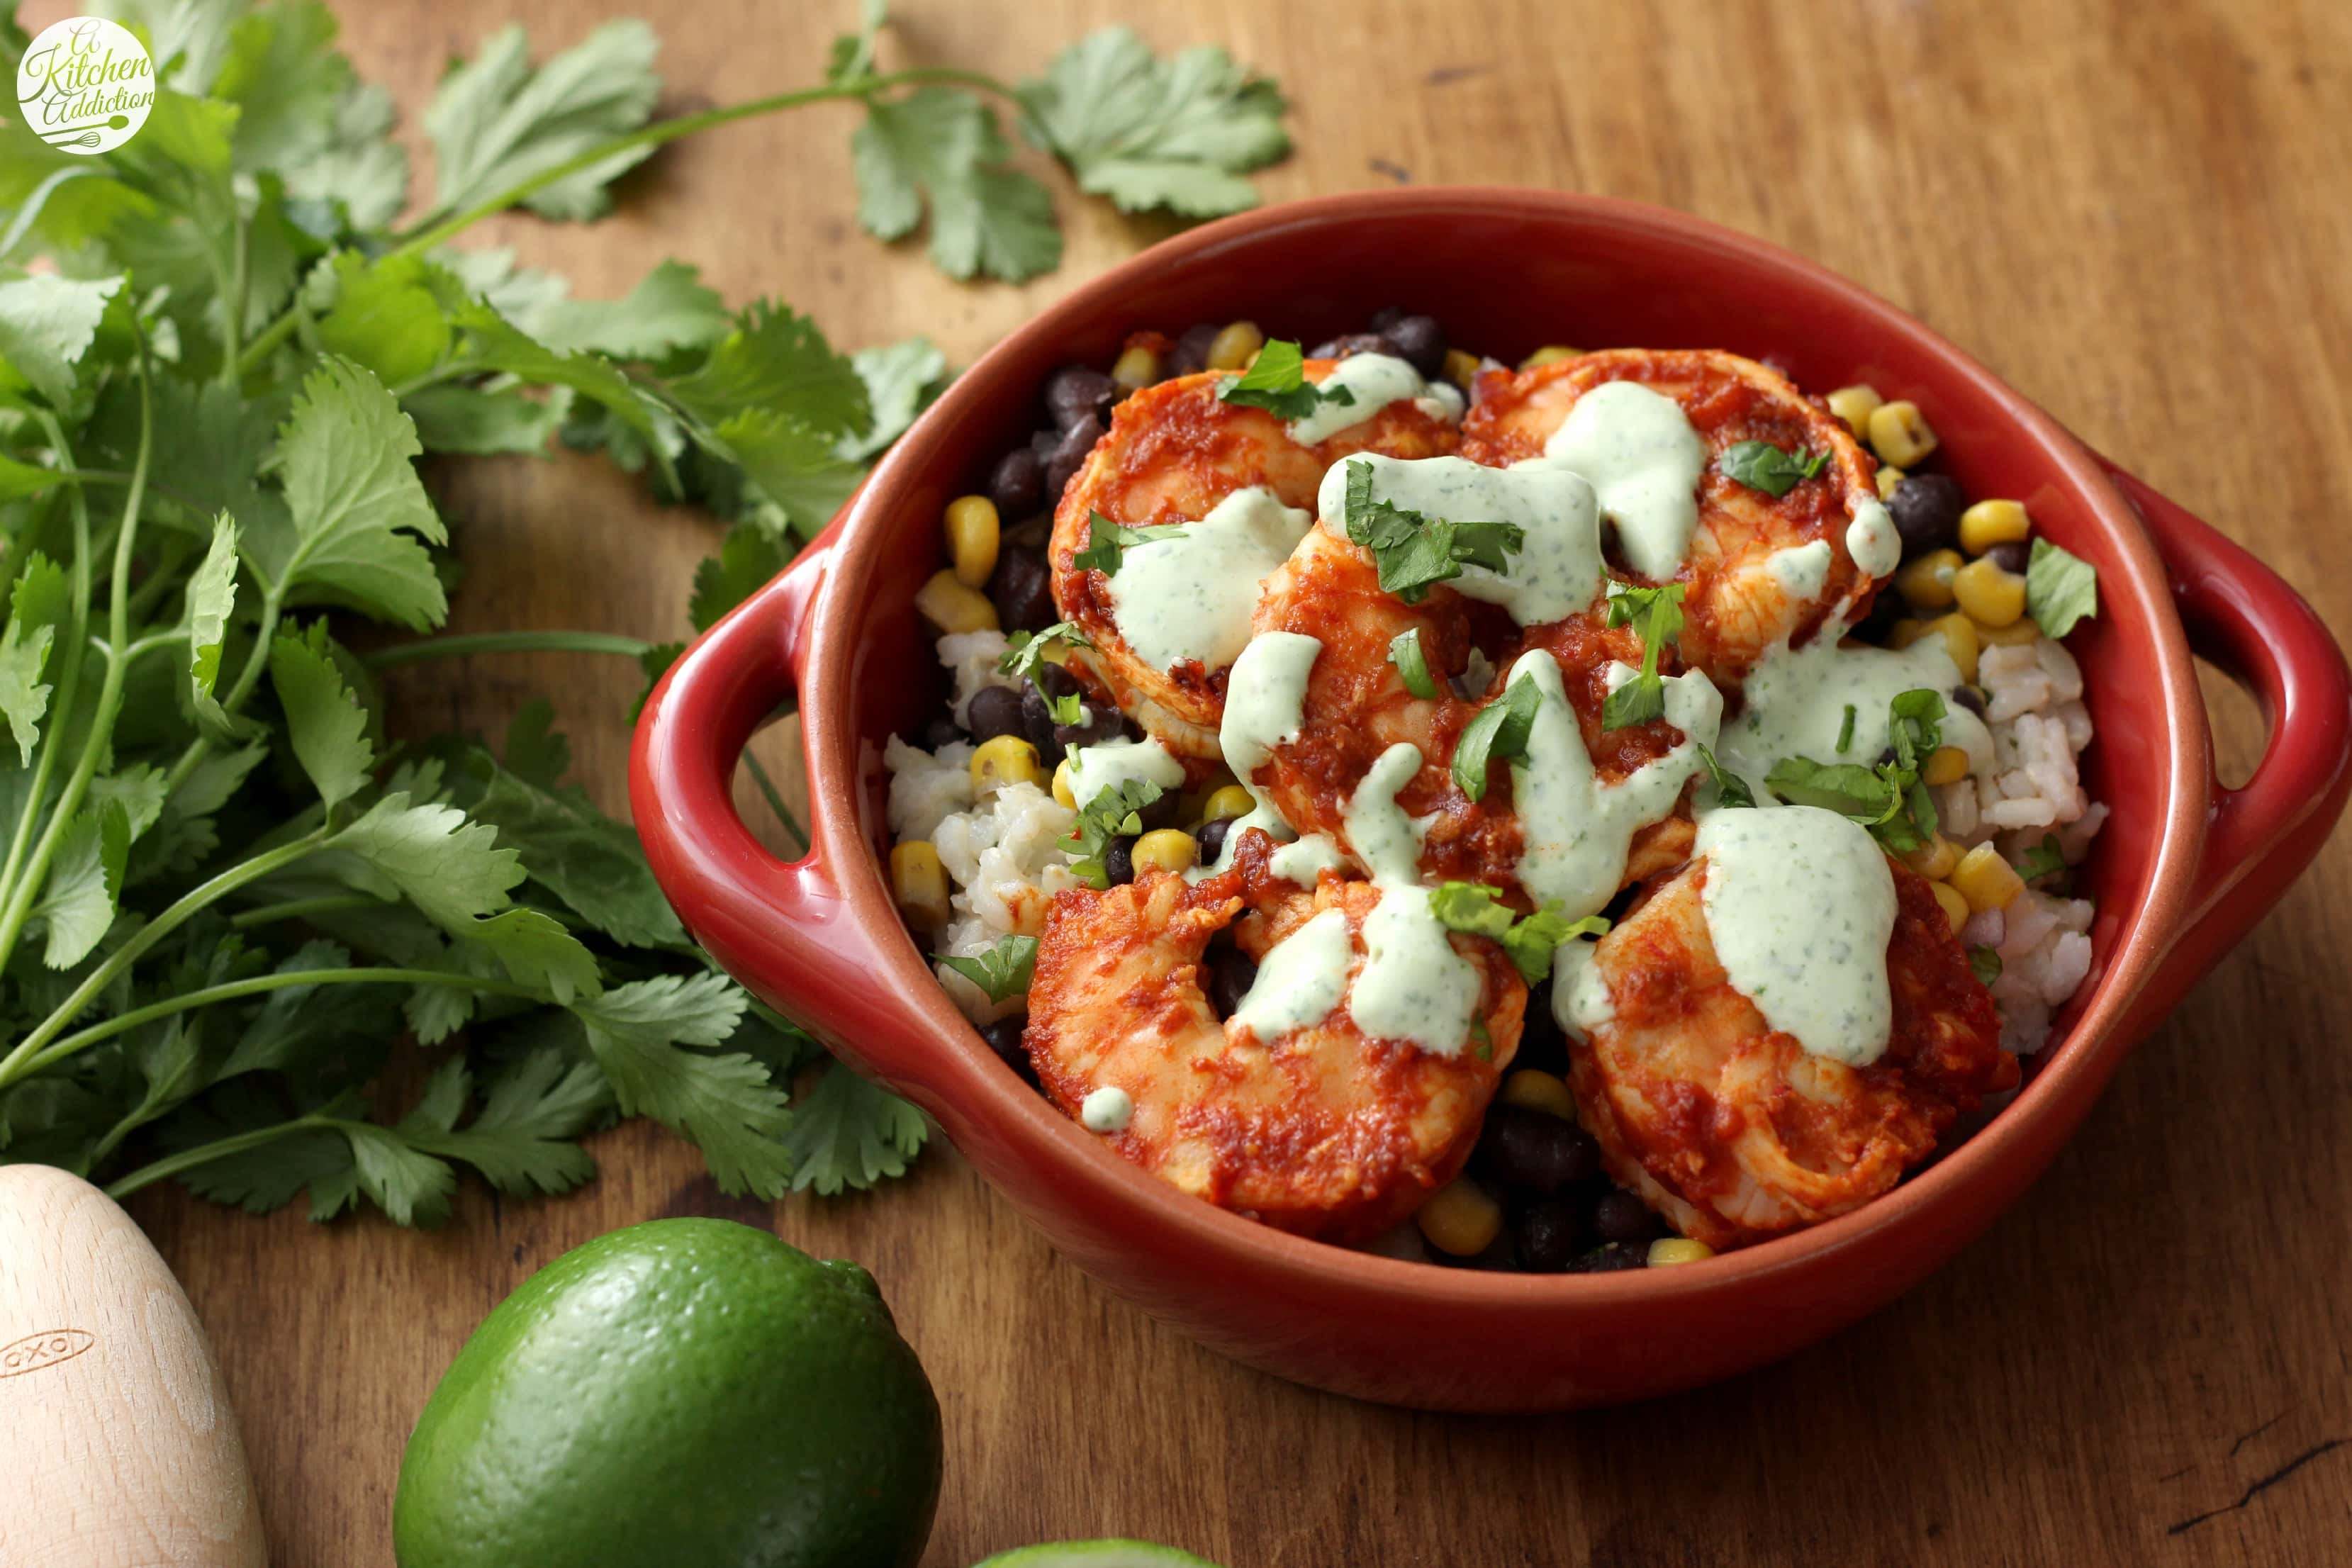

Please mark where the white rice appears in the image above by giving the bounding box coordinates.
[937,629,1017,728]
[1932,634,2105,1053]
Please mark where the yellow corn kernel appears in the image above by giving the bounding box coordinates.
[1442,347,1482,390]
[1825,383,1884,437]
[969,734,1042,793]
[1903,833,1961,880]
[1052,759,1076,809]
[1952,557,2026,629]
[1894,548,1962,612]
[914,568,998,635]
[1923,611,1980,683]
[1131,828,1197,877]
[1921,745,1971,788]
[1951,841,2027,913]
[1647,1238,1716,1267]
[1875,464,1905,501]
[1518,344,1581,371]
[1978,615,2042,647]
[1109,344,1160,390]
[1930,880,1970,933]
[1867,399,1939,467]
[1416,1178,1503,1257]
[1201,784,1255,823]
[1500,1069,1577,1121]
[1958,498,2032,555]
[889,841,950,929]
[943,495,1000,589]
[1886,617,1927,651]
[1206,320,1264,372]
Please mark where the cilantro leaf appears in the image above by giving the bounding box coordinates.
[2018,834,2068,883]
[0,551,69,765]
[1389,627,1441,699]
[836,337,946,461]
[36,797,129,969]
[1764,756,1902,822]
[1695,742,1754,809]
[0,274,123,410]
[1063,778,1164,888]
[421,21,662,225]
[661,301,870,443]
[1836,703,1857,755]
[539,259,731,360]
[573,973,794,1198]
[938,934,1038,1005]
[851,87,1062,282]
[690,523,788,633]
[999,622,1091,683]
[1720,439,1830,498]
[1016,27,1289,218]
[779,1060,929,1196]
[1600,581,1686,731]
[1218,338,1355,422]
[447,737,686,950]
[1340,459,1525,605]
[1764,689,1946,850]
[1428,882,1608,984]
[2026,537,2098,637]
[1073,513,1186,577]
[1969,946,2004,985]
[393,1053,605,1200]
[1452,673,1542,803]
[184,516,241,734]
[401,384,569,456]
[268,622,375,810]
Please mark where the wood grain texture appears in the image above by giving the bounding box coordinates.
[80,0,2352,1562]
[0,1166,265,1568]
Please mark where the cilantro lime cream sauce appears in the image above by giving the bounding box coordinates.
[1551,936,1615,1041]
[1766,539,1833,598]
[1104,486,1311,674]
[1714,632,1994,798]
[1316,453,1605,626]
[1063,735,1186,805]
[1340,742,1483,1053]
[1080,1085,1133,1133]
[1196,630,1323,879]
[1540,381,1709,581]
[1511,651,1723,917]
[1691,805,1898,1065]
[1846,498,1903,580]
[1230,907,1351,1038]
[1287,353,1465,445]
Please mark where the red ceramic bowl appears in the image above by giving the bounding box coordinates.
[632,189,2352,1411]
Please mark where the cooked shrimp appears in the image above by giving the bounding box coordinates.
[1024,833,1525,1242]
[1241,522,1698,904]
[1051,364,1462,758]
[1461,348,1885,683]
[1562,848,2016,1249]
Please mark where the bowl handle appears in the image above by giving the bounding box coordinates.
[629,525,931,1064]
[2099,461,2352,1029]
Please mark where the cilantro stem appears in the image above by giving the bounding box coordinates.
[228,893,388,929]
[741,751,810,851]
[219,213,250,388]
[0,421,94,928]
[104,1114,340,1203]
[361,629,653,670]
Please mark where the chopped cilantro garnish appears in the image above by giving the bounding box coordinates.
[2017,833,2068,883]
[1218,338,1357,421]
[1340,459,1525,605]
[998,622,1091,682]
[1600,581,1686,732]
[2025,537,2099,637]
[1720,439,1830,498]
[1389,627,1442,699]
[1452,673,1543,803]
[1836,704,1857,754]
[1073,513,1188,576]
[1764,688,1946,851]
[1695,742,1755,809]
[1429,882,1610,985]
[938,935,1038,1004]
[1062,778,1164,889]
[1969,946,2004,986]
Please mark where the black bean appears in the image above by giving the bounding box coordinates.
[1514,985,1570,1076]
[1136,788,1181,832]
[1029,427,1061,464]
[1889,474,1967,557]
[921,715,964,750]
[1021,663,1082,764]
[987,545,1055,632]
[1044,414,1104,503]
[1382,315,1447,379]
[1949,683,1988,717]
[1103,834,1138,887]
[1053,699,1125,752]
[1368,306,1407,331]
[1207,944,1257,1018]
[1851,584,1906,645]
[1475,1103,1602,1194]
[1197,815,1235,866]
[1046,366,1118,430]
[1307,332,1399,361]
[1512,1198,1584,1272]
[1567,1241,1649,1273]
[964,683,1026,742]
[988,447,1045,518]
[978,1017,1026,1067]
[1986,540,2030,575]
[1169,323,1221,376]
[1591,1189,1656,1245]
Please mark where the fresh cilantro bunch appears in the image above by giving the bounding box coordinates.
[0,0,1281,1221]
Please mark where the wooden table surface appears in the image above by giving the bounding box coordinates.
[111,0,2352,1562]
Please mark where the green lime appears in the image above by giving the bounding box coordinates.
[393,1218,941,1568]
[973,1546,1225,1567]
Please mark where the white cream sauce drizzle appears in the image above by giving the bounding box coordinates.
[1231,907,1352,1038]
[1510,651,1723,919]
[1195,630,1324,879]
[1287,353,1464,444]
[1341,743,1483,1054]
[1550,937,1615,1042]
[1315,453,1604,627]
[1714,632,1994,797]
[1766,539,1832,598]
[1080,1085,1134,1133]
[1104,486,1311,675]
[1063,735,1185,807]
[1693,805,1898,1066]
[1539,380,1708,581]
[1846,498,1903,580]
